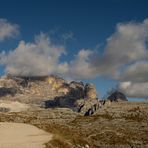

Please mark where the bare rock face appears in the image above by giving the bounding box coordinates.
[0,77,18,97]
[84,83,97,100]
[69,81,85,98]
[75,99,100,116]
[107,91,128,102]
[0,75,99,115]
[80,83,99,115]
[46,75,65,92]
[74,83,99,116]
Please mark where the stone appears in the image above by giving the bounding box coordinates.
[0,75,100,115]
[69,81,85,98]
[84,83,97,100]
[0,87,17,97]
[0,107,10,112]
[76,99,100,115]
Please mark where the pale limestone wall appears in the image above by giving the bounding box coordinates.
[57,87,70,95]
[85,84,97,100]
[46,76,65,91]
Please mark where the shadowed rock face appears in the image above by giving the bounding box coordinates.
[0,87,17,97]
[107,91,128,102]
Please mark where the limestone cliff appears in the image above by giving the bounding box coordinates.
[0,75,99,115]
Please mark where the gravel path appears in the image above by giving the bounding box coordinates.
[0,122,52,148]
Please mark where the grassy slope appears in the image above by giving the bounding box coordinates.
[0,102,148,148]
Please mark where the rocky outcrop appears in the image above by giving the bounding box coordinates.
[69,81,85,98]
[42,81,99,115]
[0,75,99,115]
[75,99,101,116]
[107,91,128,102]
[84,83,97,100]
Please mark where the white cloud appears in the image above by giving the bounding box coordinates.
[103,19,148,98]
[95,19,148,78]
[0,18,19,41]
[1,18,148,99]
[62,19,148,98]
[119,81,131,89]
[66,19,148,81]
[119,61,148,82]
[119,81,148,99]
[61,49,98,80]
[0,33,65,76]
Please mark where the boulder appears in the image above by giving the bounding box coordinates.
[75,99,100,116]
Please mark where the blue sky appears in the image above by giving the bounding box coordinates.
[0,0,148,100]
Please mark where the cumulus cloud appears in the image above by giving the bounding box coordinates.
[117,60,148,98]
[65,19,148,81]
[119,82,148,98]
[1,18,148,99]
[119,61,148,82]
[0,18,19,41]
[62,19,148,98]
[92,19,148,78]
[62,49,97,80]
[104,19,148,98]
[0,33,65,76]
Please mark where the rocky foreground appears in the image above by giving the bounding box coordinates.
[0,102,148,148]
[0,75,148,148]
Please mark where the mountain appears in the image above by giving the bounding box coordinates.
[0,75,148,148]
[107,91,128,102]
[0,74,99,115]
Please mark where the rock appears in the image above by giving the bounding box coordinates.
[70,81,84,89]
[46,75,65,91]
[107,91,128,102]
[84,108,93,116]
[0,107,10,112]
[85,144,90,148]
[0,87,17,97]
[69,81,85,98]
[75,99,85,112]
[105,99,111,106]
[0,75,100,115]
[75,99,100,115]
[84,83,97,100]
[57,84,70,95]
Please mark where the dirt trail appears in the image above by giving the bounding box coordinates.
[0,122,52,148]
